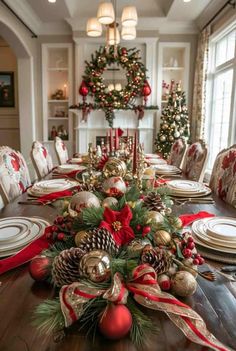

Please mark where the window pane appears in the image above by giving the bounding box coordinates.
[215,30,235,66]
[208,69,233,169]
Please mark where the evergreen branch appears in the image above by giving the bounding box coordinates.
[33,299,64,335]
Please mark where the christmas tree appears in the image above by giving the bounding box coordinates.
[155,82,190,159]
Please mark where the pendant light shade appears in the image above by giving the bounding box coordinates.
[107,26,120,45]
[86,18,102,37]
[121,6,138,27]
[121,26,136,40]
[97,2,115,25]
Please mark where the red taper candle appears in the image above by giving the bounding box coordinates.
[132,131,137,175]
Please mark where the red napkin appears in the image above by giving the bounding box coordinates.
[179,211,215,227]
[52,170,82,179]
[154,178,170,187]
[0,227,52,275]
[36,187,80,205]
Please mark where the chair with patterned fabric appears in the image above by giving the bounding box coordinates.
[168,138,187,168]
[54,137,69,165]
[182,140,208,182]
[209,144,236,207]
[31,141,53,180]
[0,146,31,205]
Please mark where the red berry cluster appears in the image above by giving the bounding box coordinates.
[46,216,75,242]
[181,234,204,265]
[136,224,151,237]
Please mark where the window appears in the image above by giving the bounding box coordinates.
[205,20,236,171]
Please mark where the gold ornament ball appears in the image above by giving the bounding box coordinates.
[103,158,127,178]
[146,211,164,225]
[127,238,152,257]
[102,197,118,208]
[171,271,197,297]
[179,258,198,278]
[69,191,100,216]
[79,249,111,283]
[75,230,90,247]
[153,230,172,246]
[102,176,127,197]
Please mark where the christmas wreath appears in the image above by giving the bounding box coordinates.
[72,46,155,126]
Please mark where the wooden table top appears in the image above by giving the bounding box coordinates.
[0,184,236,351]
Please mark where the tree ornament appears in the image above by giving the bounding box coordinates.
[102,176,127,197]
[153,230,172,246]
[52,247,85,287]
[78,228,119,256]
[143,192,165,212]
[157,274,171,291]
[146,211,164,225]
[142,225,151,236]
[29,255,52,282]
[169,136,174,141]
[69,191,100,216]
[174,131,180,138]
[175,115,181,121]
[142,80,151,105]
[141,247,170,275]
[99,304,132,340]
[127,238,152,257]
[75,230,90,247]
[160,135,166,142]
[103,158,127,178]
[171,271,197,297]
[79,80,89,97]
[162,124,168,130]
[79,249,111,282]
[102,196,118,208]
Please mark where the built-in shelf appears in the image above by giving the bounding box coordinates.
[48,68,68,71]
[48,99,69,103]
[162,67,184,71]
[48,117,69,120]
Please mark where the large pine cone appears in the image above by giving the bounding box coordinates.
[52,247,85,287]
[143,192,165,212]
[141,247,170,275]
[78,228,119,256]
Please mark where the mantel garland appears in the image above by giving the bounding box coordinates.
[71,46,157,126]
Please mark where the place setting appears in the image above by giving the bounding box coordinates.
[52,164,87,179]
[152,164,182,176]
[191,216,236,263]
[0,216,50,258]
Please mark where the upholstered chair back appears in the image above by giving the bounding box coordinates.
[182,140,208,182]
[168,138,187,168]
[31,141,53,179]
[54,137,69,165]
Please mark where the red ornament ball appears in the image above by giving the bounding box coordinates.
[142,80,152,97]
[29,255,52,282]
[99,304,132,340]
[142,225,151,236]
[79,80,89,97]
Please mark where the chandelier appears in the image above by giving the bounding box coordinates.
[86,1,138,45]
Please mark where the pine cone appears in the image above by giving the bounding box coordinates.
[141,247,170,275]
[78,228,119,256]
[143,192,165,212]
[52,247,85,287]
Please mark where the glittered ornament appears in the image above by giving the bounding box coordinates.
[102,176,127,197]
[162,124,168,130]
[146,211,164,225]
[99,304,132,340]
[79,249,111,282]
[169,136,174,141]
[127,238,152,257]
[103,158,127,178]
[180,258,198,278]
[153,230,172,246]
[69,191,100,215]
[171,271,197,297]
[102,197,118,208]
[29,255,52,281]
[158,274,171,291]
[160,135,166,142]
[75,230,90,247]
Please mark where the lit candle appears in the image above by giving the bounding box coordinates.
[115,128,119,150]
[63,84,67,99]
[132,131,137,175]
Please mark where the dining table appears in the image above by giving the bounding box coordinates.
[0,175,236,351]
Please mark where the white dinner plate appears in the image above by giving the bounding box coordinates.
[0,217,34,243]
[147,159,167,165]
[28,179,78,197]
[57,164,87,174]
[145,154,161,159]
[69,157,83,163]
[205,217,236,241]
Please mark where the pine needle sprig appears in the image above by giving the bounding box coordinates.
[33,299,64,335]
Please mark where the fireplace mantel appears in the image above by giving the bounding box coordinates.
[71,109,157,153]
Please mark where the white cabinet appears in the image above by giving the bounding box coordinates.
[42,43,73,160]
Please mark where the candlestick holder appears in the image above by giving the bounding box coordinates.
[135,144,146,191]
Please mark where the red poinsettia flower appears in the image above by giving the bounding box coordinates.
[99,204,135,246]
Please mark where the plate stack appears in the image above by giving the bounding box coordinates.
[56,164,87,174]
[192,217,236,263]
[69,157,83,164]
[0,217,50,257]
[166,180,211,198]
[153,164,182,176]
[146,158,167,165]
[27,179,78,197]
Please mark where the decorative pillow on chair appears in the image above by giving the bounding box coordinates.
[54,137,69,165]
[0,146,31,203]
[31,141,53,179]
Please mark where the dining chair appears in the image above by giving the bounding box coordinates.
[168,138,187,168]
[209,144,236,207]
[0,146,31,205]
[182,140,208,182]
[54,136,69,165]
[31,141,53,180]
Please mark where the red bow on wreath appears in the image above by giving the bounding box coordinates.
[99,205,135,246]
[60,265,231,351]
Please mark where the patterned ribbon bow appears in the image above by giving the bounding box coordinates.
[60,265,232,351]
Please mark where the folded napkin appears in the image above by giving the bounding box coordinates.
[0,227,52,275]
[179,211,215,227]
[52,169,83,179]
[154,178,170,187]
[36,186,80,205]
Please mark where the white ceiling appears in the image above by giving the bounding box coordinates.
[4,0,217,35]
